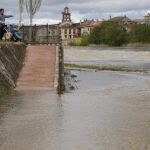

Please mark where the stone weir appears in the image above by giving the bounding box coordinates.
[0,42,26,94]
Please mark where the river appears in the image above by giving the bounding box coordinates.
[0,47,150,150]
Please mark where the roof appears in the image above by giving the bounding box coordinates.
[111,16,131,22]
[86,21,102,27]
[78,19,102,28]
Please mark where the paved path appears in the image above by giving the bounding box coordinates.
[17,45,56,88]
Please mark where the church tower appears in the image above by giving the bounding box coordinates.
[62,7,71,23]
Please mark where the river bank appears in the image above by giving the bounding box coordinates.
[64,63,147,73]
[66,43,150,48]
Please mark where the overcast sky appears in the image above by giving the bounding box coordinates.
[1,0,150,25]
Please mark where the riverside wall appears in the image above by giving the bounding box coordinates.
[0,42,26,94]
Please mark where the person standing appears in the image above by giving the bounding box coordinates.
[0,8,13,40]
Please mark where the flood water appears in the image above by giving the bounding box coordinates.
[0,47,150,150]
[65,47,150,71]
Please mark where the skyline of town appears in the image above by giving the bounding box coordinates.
[2,0,150,25]
[6,7,150,25]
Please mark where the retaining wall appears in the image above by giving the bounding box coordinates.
[0,42,26,93]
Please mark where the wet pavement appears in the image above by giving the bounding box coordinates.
[17,45,56,88]
[0,70,150,150]
[0,47,150,150]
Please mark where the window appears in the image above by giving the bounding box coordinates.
[65,29,67,34]
[73,29,76,34]
[69,29,71,34]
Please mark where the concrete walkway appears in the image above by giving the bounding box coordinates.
[17,45,56,88]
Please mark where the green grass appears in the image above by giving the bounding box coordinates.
[65,63,146,73]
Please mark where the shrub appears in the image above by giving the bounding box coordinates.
[89,21,129,46]
[69,36,89,46]
[129,24,150,43]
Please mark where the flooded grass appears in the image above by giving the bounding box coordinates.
[65,63,147,73]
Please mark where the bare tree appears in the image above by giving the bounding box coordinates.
[19,0,25,26]
[25,0,42,42]
[25,0,42,26]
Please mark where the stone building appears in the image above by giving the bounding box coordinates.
[144,13,150,25]
[60,7,80,45]
[60,7,102,45]
[21,7,102,45]
[79,19,102,35]
[111,16,135,32]
[134,13,150,25]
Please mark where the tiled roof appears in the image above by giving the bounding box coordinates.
[77,20,102,28]
[111,16,131,21]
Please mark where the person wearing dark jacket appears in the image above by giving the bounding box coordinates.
[0,8,13,40]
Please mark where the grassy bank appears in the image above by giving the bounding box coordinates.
[67,43,150,48]
[65,63,147,73]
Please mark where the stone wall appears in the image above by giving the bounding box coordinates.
[0,42,26,93]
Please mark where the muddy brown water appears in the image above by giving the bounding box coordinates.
[0,47,150,150]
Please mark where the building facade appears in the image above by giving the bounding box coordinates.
[21,7,102,45]
[60,7,79,45]
[111,16,136,32]
[80,19,102,35]
[144,13,150,25]
[60,7,101,45]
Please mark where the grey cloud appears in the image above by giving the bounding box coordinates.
[1,0,150,24]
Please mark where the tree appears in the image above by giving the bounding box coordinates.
[19,0,25,26]
[25,0,42,42]
[89,21,129,46]
[25,0,42,26]
[129,24,150,43]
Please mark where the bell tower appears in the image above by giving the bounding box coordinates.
[62,7,71,23]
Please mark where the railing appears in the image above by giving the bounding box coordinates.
[21,24,65,94]
[21,24,60,44]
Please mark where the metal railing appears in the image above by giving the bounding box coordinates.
[21,24,60,44]
[21,24,65,94]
